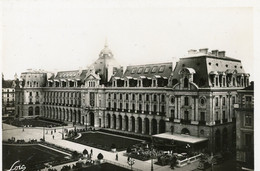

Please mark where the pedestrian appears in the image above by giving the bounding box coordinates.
[54,129,56,133]
[51,130,53,135]
[90,149,93,156]
[53,135,54,139]
[116,153,118,161]
[127,156,130,162]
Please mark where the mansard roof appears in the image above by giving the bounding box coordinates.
[53,70,88,81]
[171,55,247,88]
[2,80,15,88]
[113,62,172,79]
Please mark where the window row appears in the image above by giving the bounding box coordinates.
[107,93,165,102]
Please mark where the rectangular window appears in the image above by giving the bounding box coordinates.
[154,105,157,112]
[120,94,122,100]
[171,110,175,118]
[161,94,165,102]
[184,111,189,120]
[201,112,205,121]
[139,104,142,111]
[126,94,129,100]
[146,95,149,101]
[222,97,225,106]
[114,94,116,99]
[90,92,95,107]
[245,114,252,126]
[215,97,219,106]
[139,94,142,101]
[216,111,219,120]
[154,95,157,101]
[184,97,189,106]
[132,94,135,100]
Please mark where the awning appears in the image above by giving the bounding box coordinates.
[60,79,66,82]
[48,80,53,82]
[153,133,208,144]
[54,79,59,82]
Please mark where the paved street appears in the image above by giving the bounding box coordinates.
[2,123,199,171]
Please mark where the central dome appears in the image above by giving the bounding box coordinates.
[99,41,113,58]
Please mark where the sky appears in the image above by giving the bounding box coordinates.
[1,0,255,81]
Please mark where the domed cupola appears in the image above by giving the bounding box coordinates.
[99,40,113,58]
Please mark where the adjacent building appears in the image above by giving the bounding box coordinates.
[235,82,254,170]
[2,74,17,116]
[15,43,251,153]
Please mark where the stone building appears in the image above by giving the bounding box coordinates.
[2,74,17,116]
[15,44,251,153]
[235,82,254,170]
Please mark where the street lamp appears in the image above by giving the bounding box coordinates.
[62,126,64,140]
[43,127,45,141]
[150,137,156,171]
[127,157,135,171]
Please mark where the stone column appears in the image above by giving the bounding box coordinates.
[220,95,223,123]
[149,120,152,135]
[195,97,199,121]
[174,96,178,119]
[178,96,181,119]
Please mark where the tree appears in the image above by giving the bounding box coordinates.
[97,153,104,160]
[127,147,132,153]
[111,143,116,149]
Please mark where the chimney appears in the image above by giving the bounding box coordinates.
[199,48,208,54]
[188,49,197,55]
[218,51,226,57]
[211,50,219,56]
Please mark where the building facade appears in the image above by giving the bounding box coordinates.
[15,44,251,153]
[2,74,17,116]
[235,83,254,170]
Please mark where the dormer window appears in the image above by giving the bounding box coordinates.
[131,68,136,74]
[159,66,165,73]
[144,67,150,73]
[151,67,157,73]
[137,68,143,74]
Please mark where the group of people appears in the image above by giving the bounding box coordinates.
[46,129,57,139]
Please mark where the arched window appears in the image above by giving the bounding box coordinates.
[28,107,33,116]
[35,106,40,115]
[184,77,188,88]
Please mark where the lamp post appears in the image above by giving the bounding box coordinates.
[62,126,64,140]
[43,127,45,141]
[150,137,156,171]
